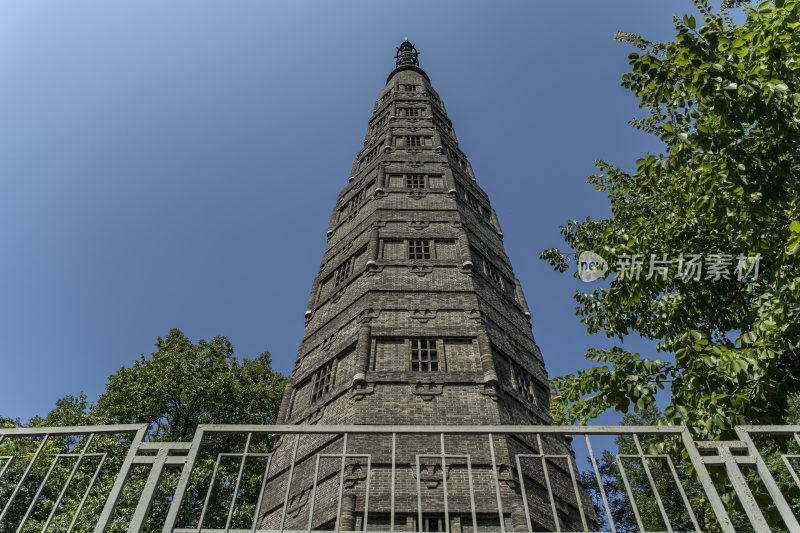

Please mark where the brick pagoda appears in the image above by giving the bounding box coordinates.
[259,40,592,533]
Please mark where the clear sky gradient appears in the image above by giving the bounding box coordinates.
[0,1,706,423]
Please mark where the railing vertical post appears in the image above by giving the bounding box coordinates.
[162,427,205,533]
[279,434,301,532]
[390,432,396,533]
[334,433,348,533]
[487,433,506,533]
[440,433,449,533]
[536,434,560,533]
[362,454,372,531]
[250,450,273,533]
[615,452,645,532]
[94,426,148,533]
[465,452,477,533]
[719,450,771,532]
[679,429,736,533]
[0,433,50,526]
[307,453,323,532]
[224,433,253,532]
[69,453,107,533]
[197,451,224,530]
[565,442,588,532]
[16,451,62,532]
[416,452,423,533]
[736,428,800,532]
[127,448,169,533]
[584,434,616,533]
[631,434,672,532]
[43,434,95,532]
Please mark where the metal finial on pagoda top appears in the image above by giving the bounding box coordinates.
[387,38,429,84]
[395,39,419,67]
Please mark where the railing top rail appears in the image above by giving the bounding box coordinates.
[737,425,800,434]
[196,423,690,435]
[9,424,800,438]
[0,423,148,437]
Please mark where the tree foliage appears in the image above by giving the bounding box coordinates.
[581,406,711,531]
[0,329,285,532]
[541,0,800,438]
[94,328,285,441]
[19,328,286,439]
[584,399,800,531]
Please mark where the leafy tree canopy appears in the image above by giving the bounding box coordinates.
[14,328,286,441]
[584,397,800,531]
[0,329,285,531]
[541,0,800,438]
[581,406,710,531]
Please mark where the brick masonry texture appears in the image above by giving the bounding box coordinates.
[260,52,596,532]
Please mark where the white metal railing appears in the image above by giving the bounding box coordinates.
[1,424,799,533]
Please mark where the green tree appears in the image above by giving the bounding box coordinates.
[0,329,286,532]
[16,328,286,436]
[584,398,800,531]
[582,406,707,531]
[94,328,285,441]
[541,0,800,439]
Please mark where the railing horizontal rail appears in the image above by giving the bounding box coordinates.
[195,424,690,435]
[0,423,147,437]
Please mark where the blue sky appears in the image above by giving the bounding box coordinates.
[0,1,708,423]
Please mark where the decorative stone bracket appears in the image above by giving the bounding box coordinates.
[411,309,437,323]
[287,489,310,518]
[369,219,387,230]
[411,381,443,401]
[350,381,375,401]
[409,264,433,277]
[357,308,381,323]
[364,264,384,277]
[497,464,520,490]
[467,308,485,324]
[321,333,337,351]
[411,463,451,489]
[330,288,346,304]
[306,406,325,425]
[479,381,501,401]
[343,462,368,488]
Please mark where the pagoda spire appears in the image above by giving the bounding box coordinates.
[394,38,419,67]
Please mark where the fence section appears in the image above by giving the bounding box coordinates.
[1,424,799,533]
